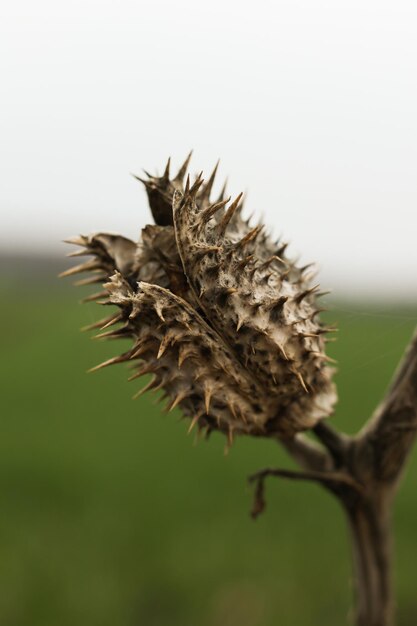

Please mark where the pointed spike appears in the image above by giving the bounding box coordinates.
[184,174,190,194]
[88,354,127,373]
[63,236,86,246]
[93,326,130,340]
[311,352,337,364]
[187,414,200,434]
[81,313,120,332]
[167,390,188,412]
[204,385,212,414]
[200,196,231,224]
[81,290,108,303]
[276,242,289,257]
[236,255,254,270]
[127,364,155,381]
[218,192,243,235]
[157,334,172,359]
[59,260,100,277]
[67,248,90,258]
[236,316,245,332]
[277,343,289,360]
[199,160,219,201]
[295,370,309,393]
[163,157,171,181]
[175,151,193,183]
[130,339,154,359]
[193,245,221,259]
[74,274,106,286]
[178,345,197,367]
[235,225,263,249]
[153,300,165,322]
[190,173,204,197]
[216,177,228,203]
[131,173,148,185]
[100,312,123,329]
[259,255,286,270]
[228,426,235,447]
[294,285,321,304]
[132,375,158,399]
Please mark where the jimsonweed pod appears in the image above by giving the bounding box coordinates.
[62,154,337,445]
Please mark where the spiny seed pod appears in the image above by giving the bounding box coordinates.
[62,154,337,443]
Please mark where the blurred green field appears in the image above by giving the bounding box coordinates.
[1,276,417,626]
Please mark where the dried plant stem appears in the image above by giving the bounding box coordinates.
[253,327,417,626]
[346,496,393,626]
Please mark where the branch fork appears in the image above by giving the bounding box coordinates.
[249,327,417,626]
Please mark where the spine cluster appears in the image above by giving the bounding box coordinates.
[62,154,337,442]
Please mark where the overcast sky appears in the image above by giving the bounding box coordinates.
[1,0,416,298]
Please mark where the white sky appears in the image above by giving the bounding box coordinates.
[1,0,416,298]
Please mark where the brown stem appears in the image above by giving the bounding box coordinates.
[345,495,394,626]
[258,327,417,624]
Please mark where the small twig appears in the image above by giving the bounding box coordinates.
[313,421,350,465]
[248,467,364,519]
[279,433,333,473]
[358,326,417,483]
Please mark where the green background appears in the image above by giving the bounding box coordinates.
[1,271,416,625]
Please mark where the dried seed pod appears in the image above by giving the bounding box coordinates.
[63,155,337,440]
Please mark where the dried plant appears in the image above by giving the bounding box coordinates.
[62,154,417,626]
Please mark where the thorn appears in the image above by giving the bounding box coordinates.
[67,248,90,258]
[127,364,155,381]
[235,225,263,249]
[267,295,288,313]
[88,354,127,373]
[228,426,235,447]
[294,285,320,304]
[277,343,289,360]
[300,263,315,274]
[204,385,212,414]
[163,157,171,181]
[157,333,174,359]
[153,301,165,322]
[93,326,129,340]
[178,345,197,367]
[293,370,309,393]
[193,245,221,259]
[311,352,337,364]
[316,326,338,335]
[184,174,190,194]
[74,274,106,286]
[216,177,228,202]
[81,290,108,303]
[236,254,254,270]
[190,173,204,197]
[200,196,231,224]
[59,260,100,277]
[131,173,148,185]
[101,312,123,329]
[259,255,286,270]
[175,151,193,183]
[130,339,154,359]
[187,414,200,434]
[167,390,188,412]
[236,316,245,332]
[199,160,219,201]
[276,242,289,257]
[217,192,243,235]
[63,236,86,246]
[132,376,158,399]
[81,313,122,332]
